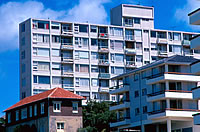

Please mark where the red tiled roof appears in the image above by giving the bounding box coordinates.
[4,88,84,112]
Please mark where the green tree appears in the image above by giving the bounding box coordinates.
[0,117,5,132]
[81,101,116,132]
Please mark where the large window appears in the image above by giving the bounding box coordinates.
[33,62,50,71]
[33,34,49,43]
[79,24,88,33]
[52,77,61,85]
[52,35,60,43]
[76,78,89,87]
[75,64,89,73]
[75,51,89,59]
[33,48,50,57]
[21,108,27,119]
[72,102,78,113]
[110,40,124,50]
[169,45,181,54]
[53,102,61,112]
[111,67,124,75]
[16,110,19,121]
[52,49,60,57]
[34,75,50,84]
[33,20,49,29]
[110,27,123,36]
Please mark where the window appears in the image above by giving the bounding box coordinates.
[136,55,143,62]
[21,23,25,32]
[111,67,124,75]
[144,48,149,51]
[52,77,61,85]
[169,45,181,54]
[53,102,61,112]
[34,104,37,116]
[173,33,181,41]
[7,113,11,123]
[75,64,89,73]
[110,40,124,50]
[151,31,156,38]
[75,51,89,59]
[33,20,49,29]
[90,25,97,32]
[22,64,26,73]
[136,42,142,50]
[33,62,50,71]
[79,24,88,33]
[142,88,147,96]
[141,71,146,79]
[91,65,98,73]
[151,43,157,50]
[29,106,32,117]
[21,108,27,119]
[16,110,19,121]
[34,76,50,84]
[110,27,123,36]
[57,122,64,130]
[134,74,139,81]
[135,91,139,98]
[135,108,140,116]
[33,48,50,57]
[51,22,60,30]
[75,78,89,87]
[134,18,140,24]
[21,37,25,46]
[157,32,167,38]
[22,78,26,87]
[143,106,147,114]
[72,102,78,113]
[41,103,45,114]
[134,30,142,37]
[52,35,60,43]
[33,34,50,43]
[92,79,98,87]
[152,56,157,61]
[21,51,25,59]
[91,39,98,46]
[52,63,61,70]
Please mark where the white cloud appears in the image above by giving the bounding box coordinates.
[0,0,109,52]
[66,0,110,24]
[175,0,200,30]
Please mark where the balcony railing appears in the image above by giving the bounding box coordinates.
[147,90,192,97]
[110,83,130,90]
[98,73,110,79]
[157,38,168,44]
[111,116,131,123]
[62,71,74,77]
[158,51,168,56]
[61,57,74,63]
[149,108,200,115]
[146,72,164,80]
[126,61,136,67]
[125,48,136,54]
[98,45,109,52]
[98,33,109,38]
[125,35,135,41]
[110,99,130,106]
[98,59,109,65]
[61,43,73,50]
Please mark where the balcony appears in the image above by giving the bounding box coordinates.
[98,33,109,39]
[61,57,74,63]
[61,71,74,77]
[63,84,74,91]
[125,61,136,68]
[182,40,191,47]
[188,9,200,25]
[98,46,109,53]
[110,100,130,111]
[193,113,200,125]
[148,108,200,120]
[110,84,130,95]
[157,38,168,44]
[98,59,109,66]
[61,43,74,50]
[110,117,131,128]
[98,73,110,79]
[125,35,135,41]
[190,35,200,49]
[146,72,200,84]
[99,87,109,93]
[147,90,193,102]
[125,48,136,55]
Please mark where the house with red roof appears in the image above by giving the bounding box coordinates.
[4,87,84,132]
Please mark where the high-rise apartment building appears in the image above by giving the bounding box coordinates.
[109,55,200,132]
[19,4,200,102]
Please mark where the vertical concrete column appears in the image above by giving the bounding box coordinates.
[167,119,171,132]
[166,99,170,109]
[165,64,168,72]
[165,81,169,90]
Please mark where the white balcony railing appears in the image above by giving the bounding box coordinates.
[125,35,135,41]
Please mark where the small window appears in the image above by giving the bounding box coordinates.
[21,23,25,32]
[53,102,61,112]
[16,110,19,121]
[41,103,45,114]
[135,108,140,116]
[134,74,139,81]
[51,22,60,30]
[72,102,78,113]
[134,18,140,24]
[90,25,97,33]
[144,48,149,51]
[7,113,11,123]
[21,51,25,59]
[34,104,37,116]
[29,106,32,117]
[151,31,156,38]
[21,108,27,119]
[144,61,150,64]
[142,89,147,96]
[57,122,64,130]
[143,106,147,114]
[135,91,139,98]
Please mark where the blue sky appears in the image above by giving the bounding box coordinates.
[0,0,200,116]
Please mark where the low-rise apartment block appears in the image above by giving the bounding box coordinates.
[19,4,200,102]
[110,55,200,132]
[4,87,83,132]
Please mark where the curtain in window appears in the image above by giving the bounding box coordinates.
[38,62,49,70]
[43,35,49,43]
[80,65,89,72]
[115,54,124,62]
[52,49,60,56]
[79,51,89,59]
[134,30,142,37]
[52,77,61,84]
[37,34,43,42]
[82,38,88,47]
[38,48,49,57]
[174,33,181,41]
[114,41,123,50]
[80,78,89,86]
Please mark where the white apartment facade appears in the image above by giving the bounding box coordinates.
[188,8,200,126]
[19,4,200,102]
[109,55,200,132]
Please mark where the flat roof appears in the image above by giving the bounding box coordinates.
[188,8,200,16]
